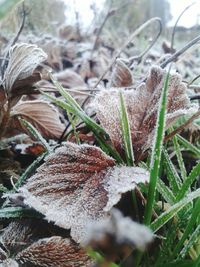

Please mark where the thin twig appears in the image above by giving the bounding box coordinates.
[126,20,162,67]
[135,187,158,219]
[92,9,116,52]
[58,113,96,144]
[188,73,200,86]
[170,2,196,51]
[92,2,130,52]
[190,94,200,100]
[164,109,200,142]
[188,85,200,91]
[1,1,28,76]
[92,17,162,90]
[161,34,200,68]
[10,1,28,47]
[38,85,100,96]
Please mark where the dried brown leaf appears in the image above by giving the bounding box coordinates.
[11,100,65,139]
[94,66,197,159]
[54,69,86,88]
[19,142,149,243]
[16,236,92,267]
[3,43,47,93]
[41,40,63,70]
[59,25,80,41]
[109,59,133,87]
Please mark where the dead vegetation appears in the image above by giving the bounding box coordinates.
[0,1,200,267]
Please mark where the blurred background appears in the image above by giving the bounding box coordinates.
[0,0,200,39]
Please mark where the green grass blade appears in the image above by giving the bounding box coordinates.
[176,162,200,201]
[172,198,200,258]
[88,249,119,267]
[119,91,134,166]
[14,152,47,190]
[144,69,171,225]
[41,91,75,113]
[163,149,182,193]
[156,260,197,267]
[20,118,51,152]
[194,253,200,267]
[49,75,108,136]
[157,179,175,204]
[180,225,200,259]
[151,188,200,232]
[172,134,187,181]
[66,111,80,144]
[0,185,9,193]
[50,73,82,111]
[177,134,200,157]
[0,207,42,219]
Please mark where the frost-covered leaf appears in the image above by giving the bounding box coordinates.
[3,43,47,94]
[11,100,65,139]
[0,220,37,265]
[0,220,38,256]
[0,221,92,267]
[109,59,133,87]
[15,236,92,267]
[84,209,153,252]
[19,142,149,243]
[94,66,197,159]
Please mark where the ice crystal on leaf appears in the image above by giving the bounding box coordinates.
[94,66,197,160]
[19,142,149,243]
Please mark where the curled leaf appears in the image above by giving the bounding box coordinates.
[94,66,197,159]
[3,43,47,95]
[11,100,65,139]
[109,59,133,87]
[16,236,92,267]
[19,142,149,243]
